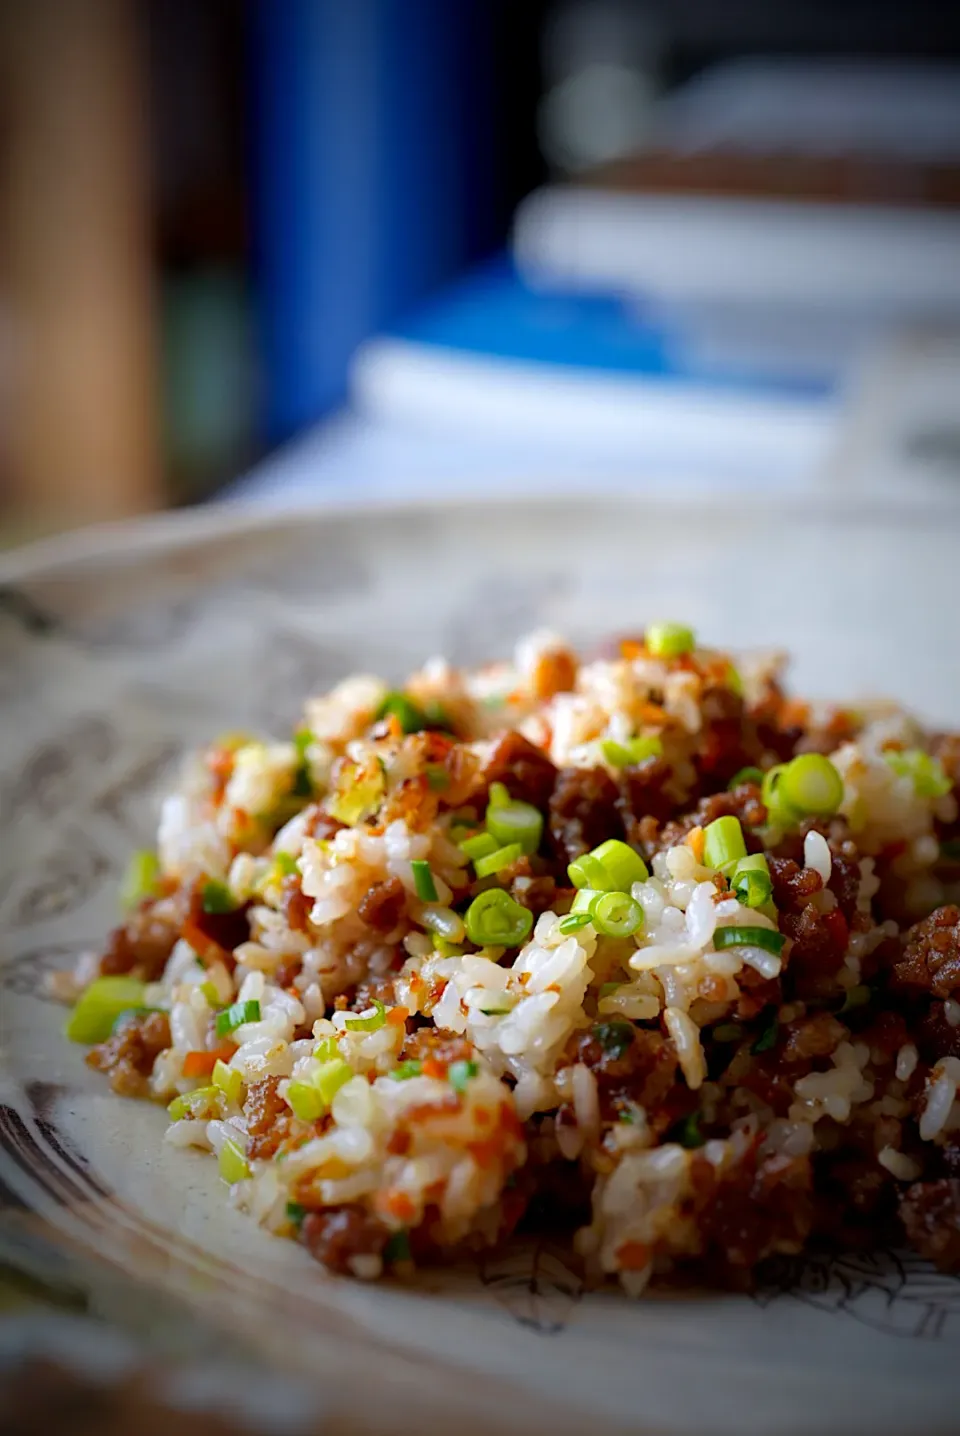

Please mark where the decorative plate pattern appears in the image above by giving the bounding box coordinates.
[2,495,960,1435]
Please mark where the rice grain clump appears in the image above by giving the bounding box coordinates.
[55,627,960,1291]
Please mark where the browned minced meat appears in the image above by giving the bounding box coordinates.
[575,1024,682,1132]
[273,955,304,988]
[780,1012,846,1063]
[694,686,759,789]
[484,731,558,811]
[899,1180,960,1269]
[914,1001,960,1065]
[511,870,566,917]
[302,804,346,841]
[280,875,312,934]
[244,1076,291,1160]
[86,1010,171,1097]
[358,875,406,934]
[689,1146,813,1279]
[98,896,185,981]
[615,758,676,846]
[891,906,960,998]
[549,765,622,864]
[402,1028,475,1066]
[300,1205,389,1274]
[658,784,767,852]
[767,856,849,995]
[352,970,401,1012]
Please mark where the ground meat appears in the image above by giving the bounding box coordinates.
[402,1029,475,1066]
[780,1012,846,1063]
[244,1076,290,1160]
[892,906,960,998]
[549,765,623,864]
[899,1179,960,1269]
[358,876,406,934]
[690,1146,813,1279]
[779,904,849,994]
[914,1002,960,1064]
[659,785,767,851]
[575,1024,680,1129]
[273,956,304,989]
[86,1011,171,1097]
[484,731,558,811]
[352,971,401,1012]
[694,686,757,789]
[768,855,824,913]
[511,871,565,916]
[615,757,676,844]
[300,1205,389,1274]
[98,896,185,981]
[280,875,312,933]
[827,848,864,925]
[302,805,346,841]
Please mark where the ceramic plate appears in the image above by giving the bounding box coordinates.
[2,495,959,1436]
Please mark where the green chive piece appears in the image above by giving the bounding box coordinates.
[591,891,644,938]
[779,754,845,817]
[65,976,148,1045]
[703,816,747,872]
[883,748,952,799]
[941,840,960,862]
[425,764,450,791]
[212,1058,243,1106]
[486,798,544,856]
[729,766,763,790]
[751,1009,780,1055]
[592,1020,634,1058]
[713,926,785,956]
[384,1230,411,1263]
[473,842,523,878]
[273,851,299,878]
[558,912,593,935]
[215,998,261,1037]
[292,729,315,797]
[287,1080,326,1122]
[448,1059,479,1094]
[313,1035,339,1062]
[459,831,500,861]
[411,859,439,902]
[286,1201,307,1228]
[218,1138,251,1184]
[487,782,511,810]
[599,981,623,997]
[344,999,387,1032]
[375,692,428,734]
[464,889,533,948]
[167,1086,219,1121]
[645,622,695,658]
[201,879,237,915]
[674,1111,705,1149]
[568,838,648,893]
[391,1060,423,1081]
[571,887,603,915]
[730,853,773,909]
[600,735,664,768]
[119,849,160,911]
[314,1059,352,1106]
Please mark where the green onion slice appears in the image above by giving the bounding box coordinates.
[839,984,871,1013]
[711,1022,744,1043]
[473,842,523,878]
[486,798,544,855]
[703,815,747,871]
[120,849,160,911]
[779,754,845,817]
[557,912,593,934]
[601,735,663,768]
[375,692,428,734]
[384,1230,411,1263]
[487,781,511,810]
[215,998,261,1037]
[592,1020,634,1058]
[218,1138,251,1184]
[286,1201,307,1228]
[410,859,438,902]
[713,926,785,956]
[168,1086,219,1121]
[287,1080,326,1122]
[390,1060,423,1081]
[314,1059,352,1105]
[448,1059,479,1093]
[464,889,533,948]
[313,1035,339,1062]
[212,1058,244,1105]
[591,891,643,938]
[459,831,499,861]
[751,1009,780,1054]
[344,999,387,1032]
[883,748,952,799]
[645,622,695,658]
[425,764,449,791]
[673,1111,705,1149]
[568,839,648,893]
[65,976,148,1045]
[730,853,773,909]
[728,767,763,791]
[201,879,237,915]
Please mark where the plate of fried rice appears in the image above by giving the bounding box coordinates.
[2,495,960,1435]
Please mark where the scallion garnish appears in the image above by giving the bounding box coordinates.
[487,782,511,810]
[313,1035,339,1062]
[287,1080,325,1122]
[712,1022,743,1043]
[673,1111,705,1149]
[883,748,952,799]
[729,766,763,790]
[751,1008,779,1055]
[448,1059,478,1093]
[344,999,387,1032]
[390,1060,423,1081]
[459,831,499,862]
[713,926,785,956]
[645,622,695,658]
[601,735,663,768]
[568,839,648,894]
[168,1086,219,1122]
[590,891,644,938]
[702,816,747,872]
[212,1058,244,1106]
[411,859,438,902]
[779,754,845,817]
[65,976,148,1045]
[384,1230,411,1263]
[839,984,872,1013]
[286,1201,307,1228]
[201,879,237,915]
[473,841,523,878]
[485,797,544,855]
[592,1020,634,1058]
[425,764,450,791]
[215,998,261,1037]
[557,912,592,935]
[218,1138,251,1185]
[119,849,160,912]
[292,729,315,797]
[464,890,533,948]
[730,853,773,909]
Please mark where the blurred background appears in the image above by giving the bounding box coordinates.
[1,0,959,541]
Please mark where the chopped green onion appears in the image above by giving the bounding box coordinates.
[730,853,773,909]
[201,879,237,915]
[215,999,261,1037]
[315,1059,353,1105]
[728,766,763,790]
[601,735,663,768]
[839,984,872,1014]
[375,692,429,734]
[425,764,449,791]
[703,816,747,871]
[464,889,533,948]
[422,907,465,942]
[286,1080,326,1122]
[883,748,952,799]
[285,1201,307,1228]
[313,1035,339,1062]
[292,729,315,797]
[384,1230,411,1263]
[571,887,603,914]
[448,1059,479,1093]
[344,999,387,1032]
[645,622,695,658]
[591,891,644,938]
[167,1086,219,1121]
[751,1009,780,1055]
[712,1023,744,1043]
[487,781,511,810]
[218,1138,251,1184]
[390,1060,423,1081]
[486,798,544,855]
[65,976,147,1045]
[328,762,385,826]
[273,851,299,878]
[410,859,438,902]
[592,1020,634,1058]
[568,839,648,893]
[478,1003,512,1016]
[474,842,523,878]
[599,981,623,997]
[119,849,160,911]
[558,912,593,934]
[726,665,744,698]
[779,754,845,817]
[761,764,790,819]
[199,980,220,1006]
[459,831,499,861]
[674,1111,704,1149]
[432,936,465,958]
[713,926,785,956]
[212,1058,244,1105]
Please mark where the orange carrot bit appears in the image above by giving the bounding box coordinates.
[616,1240,651,1272]
[421,1057,446,1081]
[687,825,705,863]
[383,1190,417,1223]
[619,639,645,661]
[386,1005,409,1027]
[182,1050,219,1078]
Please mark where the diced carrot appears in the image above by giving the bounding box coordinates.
[386,1005,409,1027]
[620,639,644,660]
[384,1190,416,1223]
[182,1050,218,1078]
[687,825,705,864]
[616,1240,650,1271]
[421,1057,446,1080]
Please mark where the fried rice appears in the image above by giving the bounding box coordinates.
[53,625,960,1289]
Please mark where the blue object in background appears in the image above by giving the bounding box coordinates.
[249,0,496,445]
